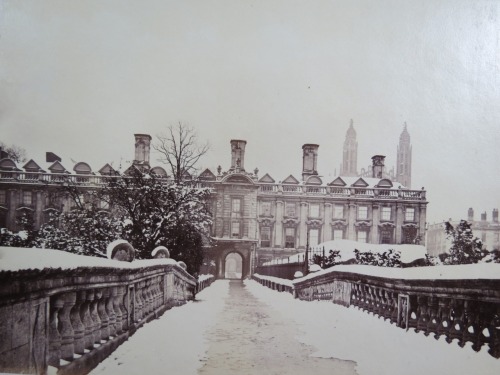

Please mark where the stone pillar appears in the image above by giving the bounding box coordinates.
[372,203,380,244]
[323,203,332,242]
[347,203,356,241]
[419,205,427,240]
[299,202,308,249]
[34,190,44,230]
[7,189,17,231]
[395,204,404,244]
[275,200,284,247]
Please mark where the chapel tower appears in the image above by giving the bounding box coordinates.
[341,120,358,177]
[396,123,412,188]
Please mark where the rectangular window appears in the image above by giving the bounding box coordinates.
[0,190,6,205]
[309,204,320,217]
[333,229,343,240]
[285,227,295,248]
[358,206,368,220]
[231,222,240,238]
[334,205,344,219]
[260,201,271,216]
[357,230,368,243]
[309,229,319,246]
[381,207,391,221]
[260,226,271,247]
[405,208,415,221]
[23,191,32,205]
[232,198,241,213]
[380,228,393,244]
[285,203,296,217]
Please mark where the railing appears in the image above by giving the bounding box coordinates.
[252,274,294,294]
[292,266,500,358]
[0,261,197,374]
[255,183,426,200]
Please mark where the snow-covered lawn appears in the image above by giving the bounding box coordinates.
[91,280,229,374]
[245,279,500,375]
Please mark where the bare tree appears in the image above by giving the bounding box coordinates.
[153,122,209,183]
[0,142,27,163]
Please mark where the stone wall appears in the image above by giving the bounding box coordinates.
[0,262,196,374]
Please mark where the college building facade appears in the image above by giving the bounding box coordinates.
[0,126,427,277]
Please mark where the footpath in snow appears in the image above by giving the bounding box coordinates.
[93,279,500,375]
[244,279,500,375]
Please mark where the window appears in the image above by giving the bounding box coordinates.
[358,206,368,220]
[0,190,6,205]
[334,205,344,219]
[405,208,415,221]
[357,230,368,243]
[309,229,319,246]
[481,232,487,243]
[381,207,391,221]
[23,191,32,205]
[232,198,241,213]
[285,203,296,217]
[260,226,271,247]
[380,228,393,244]
[260,201,271,216]
[333,229,343,240]
[403,227,417,244]
[285,227,295,248]
[231,222,240,238]
[309,204,320,217]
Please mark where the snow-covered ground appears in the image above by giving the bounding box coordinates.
[93,279,499,375]
[92,280,229,374]
[244,279,500,375]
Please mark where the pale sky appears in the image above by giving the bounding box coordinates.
[1,0,499,224]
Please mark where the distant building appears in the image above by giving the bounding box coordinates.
[426,208,500,256]
[0,132,428,278]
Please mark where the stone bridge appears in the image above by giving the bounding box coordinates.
[1,247,499,374]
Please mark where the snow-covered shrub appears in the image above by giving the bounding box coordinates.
[442,220,485,265]
[311,249,341,269]
[354,248,402,267]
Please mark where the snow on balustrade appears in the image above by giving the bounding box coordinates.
[291,262,500,359]
[0,246,197,375]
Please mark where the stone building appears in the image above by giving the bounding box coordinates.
[426,208,500,256]
[0,133,428,277]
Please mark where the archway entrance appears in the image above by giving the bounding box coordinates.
[224,252,243,279]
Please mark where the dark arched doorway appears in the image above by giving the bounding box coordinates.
[224,252,243,279]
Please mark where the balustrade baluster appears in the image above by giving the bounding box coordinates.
[48,295,64,367]
[70,291,86,355]
[106,288,117,337]
[98,289,110,341]
[81,290,95,350]
[113,287,126,333]
[90,290,102,345]
[447,299,465,345]
[426,296,439,337]
[415,296,429,333]
[435,297,451,340]
[60,292,77,361]
[487,304,500,358]
[135,282,144,321]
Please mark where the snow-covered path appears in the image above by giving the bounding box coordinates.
[198,280,356,375]
[93,279,500,375]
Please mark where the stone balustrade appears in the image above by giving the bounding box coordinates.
[292,267,500,358]
[0,262,197,374]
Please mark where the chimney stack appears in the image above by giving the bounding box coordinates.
[302,144,319,181]
[493,208,498,223]
[134,134,152,166]
[230,140,247,171]
[371,155,385,179]
[467,207,474,222]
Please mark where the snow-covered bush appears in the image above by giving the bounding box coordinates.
[354,248,402,267]
[442,220,485,265]
[311,249,341,269]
